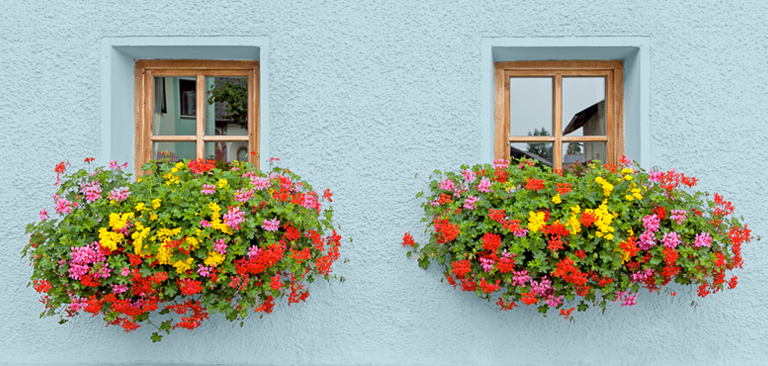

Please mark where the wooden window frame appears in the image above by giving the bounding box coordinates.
[494,60,624,169]
[134,59,260,175]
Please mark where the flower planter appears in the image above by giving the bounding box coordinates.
[25,158,342,341]
[403,157,751,320]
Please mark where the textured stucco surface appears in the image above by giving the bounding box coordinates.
[1,1,767,365]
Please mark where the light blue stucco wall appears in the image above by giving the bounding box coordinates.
[1,1,767,365]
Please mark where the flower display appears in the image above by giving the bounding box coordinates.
[403,157,751,320]
[24,158,342,341]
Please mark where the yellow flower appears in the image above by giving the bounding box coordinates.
[109,212,134,230]
[552,194,561,204]
[594,176,614,197]
[218,179,228,188]
[173,257,194,274]
[152,198,161,209]
[204,251,226,267]
[624,175,633,181]
[131,225,151,255]
[135,202,145,211]
[98,227,124,251]
[150,213,158,221]
[527,211,547,233]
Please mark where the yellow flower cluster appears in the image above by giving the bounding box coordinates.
[153,227,182,265]
[551,194,562,204]
[625,183,643,201]
[162,162,185,186]
[218,179,228,188]
[98,227,124,251]
[594,176,614,197]
[621,167,634,181]
[566,205,582,235]
[204,250,226,267]
[208,202,233,235]
[585,200,617,241]
[528,211,547,233]
[131,220,151,255]
[173,257,194,274]
[109,212,134,230]
[618,247,632,263]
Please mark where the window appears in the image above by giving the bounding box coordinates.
[494,60,623,170]
[134,60,260,174]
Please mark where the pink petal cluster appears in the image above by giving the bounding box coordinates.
[39,209,48,221]
[638,230,656,250]
[642,214,660,231]
[197,264,212,277]
[112,284,129,294]
[55,198,73,215]
[223,206,246,230]
[439,179,455,191]
[80,181,102,202]
[234,188,255,202]
[616,290,638,307]
[545,295,563,308]
[462,169,476,183]
[477,177,493,193]
[201,184,216,195]
[631,268,654,282]
[512,269,531,286]
[670,209,687,225]
[694,232,713,248]
[463,195,479,210]
[648,170,663,182]
[662,231,681,248]
[301,193,321,213]
[262,218,280,232]
[109,186,131,202]
[214,239,228,254]
[492,159,510,169]
[68,297,87,312]
[479,257,495,273]
[250,176,270,190]
[68,242,107,280]
[247,245,262,258]
[530,276,553,297]
[513,227,528,238]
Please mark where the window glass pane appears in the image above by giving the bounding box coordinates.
[152,76,197,136]
[152,142,196,162]
[562,77,606,137]
[205,142,249,163]
[509,77,553,137]
[562,142,607,169]
[205,76,249,137]
[511,142,553,167]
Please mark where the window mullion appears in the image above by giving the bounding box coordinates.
[553,74,563,170]
[195,74,205,160]
[606,71,615,165]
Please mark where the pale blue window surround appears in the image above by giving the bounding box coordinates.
[481,37,650,167]
[100,37,270,172]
